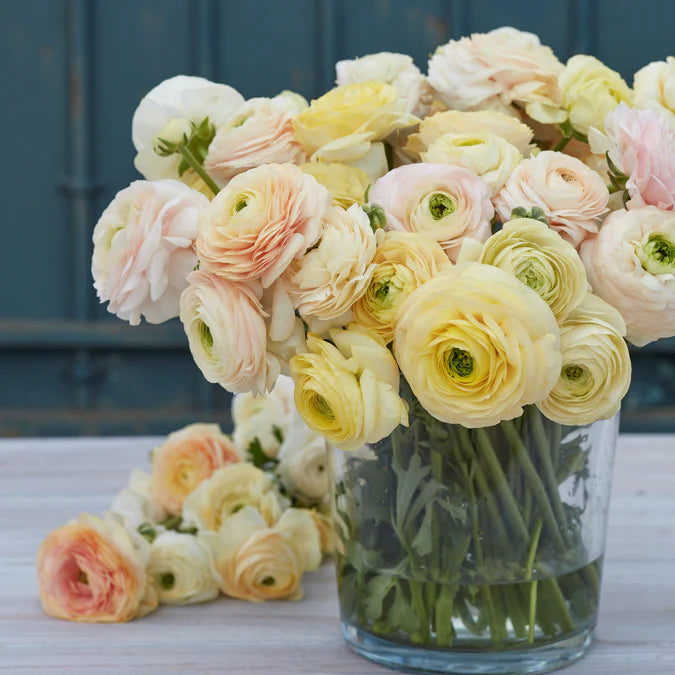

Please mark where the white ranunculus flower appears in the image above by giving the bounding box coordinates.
[634,57,675,126]
[148,531,220,605]
[110,469,167,530]
[132,75,244,181]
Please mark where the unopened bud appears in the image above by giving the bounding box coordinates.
[152,118,193,156]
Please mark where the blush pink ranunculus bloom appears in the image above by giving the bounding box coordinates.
[92,179,209,326]
[36,513,157,623]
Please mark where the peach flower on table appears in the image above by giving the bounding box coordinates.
[493,151,609,248]
[36,513,157,623]
[92,179,208,325]
[369,163,493,261]
[150,422,241,516]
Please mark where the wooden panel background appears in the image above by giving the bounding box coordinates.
[1,0,673,436]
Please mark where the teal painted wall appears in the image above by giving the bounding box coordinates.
[1,0,673,435]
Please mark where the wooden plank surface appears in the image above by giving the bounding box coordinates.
[1,435,674,674]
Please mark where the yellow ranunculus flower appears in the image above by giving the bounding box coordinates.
[290,325,408,451]
[537,293,631,425]
[394,262,561,427]
[467,217,588,323]
[299,161,370,208]
[292,81,418,161]
[353,231,451,343]
[560,55,632,135]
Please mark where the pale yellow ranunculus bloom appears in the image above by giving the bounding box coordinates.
[299,162,370,208]
[634,57,675,127]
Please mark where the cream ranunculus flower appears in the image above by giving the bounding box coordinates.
[299,162,370,209]
[352,231,451,343]
[634,56,675,127]
[290,325,408,451]
[581,206,675,346]
[277,420,329,505]
[182,463,285,531]
[468,217,588,322]
[422,131,523,196]
[559,55,633,135]
[110,468,167,530]
[148,531,220,605]
[196,163,331,288]
[292,81,418,162]
[537,293,631,425]
[394,263,561,427]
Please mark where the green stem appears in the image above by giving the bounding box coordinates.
[541,578,576,633]
[409,580,430,643]
[553,134,571,152]
[551,420,562,468]
[528,581,539,643]
[178,145,220,196]
[435,583,455,647]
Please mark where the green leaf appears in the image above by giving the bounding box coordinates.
[388,582,421,634]
[246,437,278,470]
[364,575,396,621]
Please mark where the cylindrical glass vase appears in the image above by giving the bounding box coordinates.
[329,384,619,675]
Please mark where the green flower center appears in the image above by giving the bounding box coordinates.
[447,348,474,378]
[158,572,175,590]
[428,193,455,221]
[261,576,276,586]
[235,198,248,212]
[77,570,88,585]
[199,322,214,353]
[562,364,588,385]
[638,233,675,275]
[312,394,335,422]
[517,262,544,291]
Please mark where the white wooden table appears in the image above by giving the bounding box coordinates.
[1,435,674,674]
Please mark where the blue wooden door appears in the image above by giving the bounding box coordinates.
[1,0,673,435]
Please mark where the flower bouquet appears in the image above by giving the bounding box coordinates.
[83,25,674,674]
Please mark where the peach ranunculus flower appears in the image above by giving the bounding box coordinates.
[394,262,561,428]
[151,423,241,515]
[196,163,331,289]
[369,163,494,261]
[588,103,675,211]
[37,513,157,623]
[299,162,370,209]
[179,269,272,395]
[352,231,451,344]
[537,293,631,426]
[493,151,609,247]
[634,57,675,127]
[204,96,306,185]
[92,179,208,326]
[581,206,675,346]
[427,27,566,124]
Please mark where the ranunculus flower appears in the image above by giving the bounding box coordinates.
[537,293,631,425]
[634,57,675,127]
[204,96,306,185]
[352,231,451,343]
[196,163,331,288]
[464,217,588,322]
[559,55,632,135]
[493,151,609,247]
[182,463,286,531]
[290,325,408,451]
[277,420,329,505]
[581,206,675,346]
[92,180,208,325]
[150,423,240,515]
[369,163,493,261]
[335,52,431,116]
[212,507,321,602]
[292,81,418,162]
[231,374,296,459]
[394,262,561,427]
[110,468,167,529]
[148,531,220,605]
[37,513,157,623]
[179,270,271,395]
[299,162,370,209]
[132,75,244,181]
[588,103,675,211]
[428,27,566,124]
[303,509,335,555]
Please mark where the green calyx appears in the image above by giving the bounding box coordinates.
[428,193,455,221]
[447,348,474,378]
[638,233,675,275]
[137,522,158,543]
[363,203,387,231]
[158,572,176,590]
[510,206,549,225]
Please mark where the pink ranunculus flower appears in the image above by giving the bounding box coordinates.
[37,513,157,623]
[588,103,675,211]
[493,151,609,247]
[92,179,209,326]
[204,96,307,186]
[581,206,675,346]
[196,163,332,288]
[369,164,493,261]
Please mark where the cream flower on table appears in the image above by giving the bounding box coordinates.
[537,293,631,425]
[290,325,408,451]
[394,263,561,428]
[369,163,493,261]
[92,179,208,326]
[352,231,451,344]
[110,468,167,529]
[634,57,675,127]
[581,206,675,346]
[196,163,331,288]
[148,531,220,605]
[493,151,609,248]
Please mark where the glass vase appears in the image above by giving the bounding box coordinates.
[329,381,619,675]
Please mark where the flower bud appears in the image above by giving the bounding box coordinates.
[152,118,193,156]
